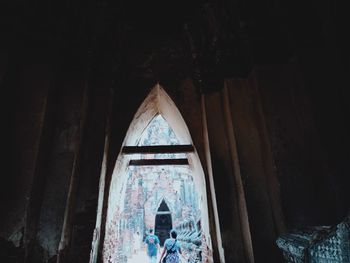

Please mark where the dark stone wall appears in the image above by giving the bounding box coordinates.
[35,77,85,259]
[67,87,110,263]
[1,63,51,242]
[255,64,349,227]
[297,52,350,222]
[224,78,282,263]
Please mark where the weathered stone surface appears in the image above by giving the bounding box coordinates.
[276,213,350,262]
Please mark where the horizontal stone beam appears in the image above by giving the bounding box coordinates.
[122,145,194,154]
[129,158,189,166]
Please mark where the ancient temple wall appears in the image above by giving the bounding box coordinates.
[1,59,102,262]
[0,63,52,246]
[223,76,283,262]
[205,91,248,263]
[253,64,342,226]
[66,87,109,263]
[35,75,86,259]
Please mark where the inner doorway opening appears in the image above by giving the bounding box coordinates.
[155,200,172,246]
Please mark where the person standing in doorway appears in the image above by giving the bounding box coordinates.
[145,228,160,263]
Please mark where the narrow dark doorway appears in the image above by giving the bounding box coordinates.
[155,200,172,246]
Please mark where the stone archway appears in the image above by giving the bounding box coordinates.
[94,85,217,263]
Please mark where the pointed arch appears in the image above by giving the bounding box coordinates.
[157,199,173,213]
[123,84,192,146]
[98,84,214,262]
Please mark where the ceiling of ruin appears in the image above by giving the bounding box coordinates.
[1,0,333,93]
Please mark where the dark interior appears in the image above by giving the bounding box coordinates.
[0,0,349,262]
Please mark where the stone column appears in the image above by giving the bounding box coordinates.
[221,84,255,263]
[225,75,284,262]
[201,94,225,263]
[57,83,90,262]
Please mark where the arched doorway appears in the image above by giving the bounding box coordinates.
[94,85,219,263]
[155,200,172,246]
